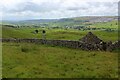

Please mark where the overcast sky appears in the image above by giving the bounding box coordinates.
[0,0,119,20]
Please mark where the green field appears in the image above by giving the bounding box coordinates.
[2,42,118,78]
[2,19,118,42]
[2,26,118,42]
[91,20,118,29]
[2,18,119,78]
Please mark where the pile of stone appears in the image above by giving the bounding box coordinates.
[80,32,103,44]
[79,32,119,51]
[106,41,120,51]
[79,32,109,51]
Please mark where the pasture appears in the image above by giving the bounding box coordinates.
[2,26,118,42]
[2,42,118,78]
[1,19,119,78]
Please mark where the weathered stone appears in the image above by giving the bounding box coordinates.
[106,41,113,51]
[1,32,119,51]
[80,32,103,44]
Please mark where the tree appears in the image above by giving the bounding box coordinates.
[42,30,46,39]
[35,30,39,34]
[42,30,46,34]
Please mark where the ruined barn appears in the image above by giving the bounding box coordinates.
[79,32,103,44]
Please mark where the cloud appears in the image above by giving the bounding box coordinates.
[0,0,119,20]
[6,1,61,13]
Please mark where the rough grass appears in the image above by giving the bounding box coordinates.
[0,42,2,78]
[2,42,118,78]
[92,20,118,29]
[2,27,118,42]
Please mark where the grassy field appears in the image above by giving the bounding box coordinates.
[2,26,118,42]
[0,42,2,78]
[91,20,118,29]
[2,19,119,78]
[2,42,118,78]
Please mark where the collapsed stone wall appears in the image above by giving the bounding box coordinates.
[1,38,119,51]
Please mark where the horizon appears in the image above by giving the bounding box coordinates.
[1,16,118,22]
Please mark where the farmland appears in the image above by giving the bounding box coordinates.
[2,42,118,78]
[2,24,118,42]
[1,16,119,78]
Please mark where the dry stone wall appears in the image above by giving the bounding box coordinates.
[1,38,119,51]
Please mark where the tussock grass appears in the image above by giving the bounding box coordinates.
[2,42,118,78]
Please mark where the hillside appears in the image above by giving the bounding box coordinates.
[2,16,119,78]
[2,16,118,26]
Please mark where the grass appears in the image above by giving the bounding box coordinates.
[2,20,119,78]
[0,42,2,78]
[91,20,118,29]
[2,20,118,42]
[2,42,118,78]
[2,27,118,42]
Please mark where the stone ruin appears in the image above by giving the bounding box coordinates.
[80,32,103,44]
[79,31,119,51]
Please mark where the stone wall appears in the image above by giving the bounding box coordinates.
[1,38,119,51]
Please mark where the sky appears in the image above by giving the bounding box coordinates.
[0,0,119,20]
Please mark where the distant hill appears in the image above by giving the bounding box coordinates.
[1,16,118,27]
[19,19,59,23]
[72,16,118,22]
[27,16,118,23]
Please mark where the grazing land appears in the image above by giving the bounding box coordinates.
[2,26,118,42]
[2,16,119,78]
[2,42,118,78]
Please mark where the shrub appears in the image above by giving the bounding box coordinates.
[21,47,29,53]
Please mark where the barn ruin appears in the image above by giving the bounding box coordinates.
[80,32,103,44]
